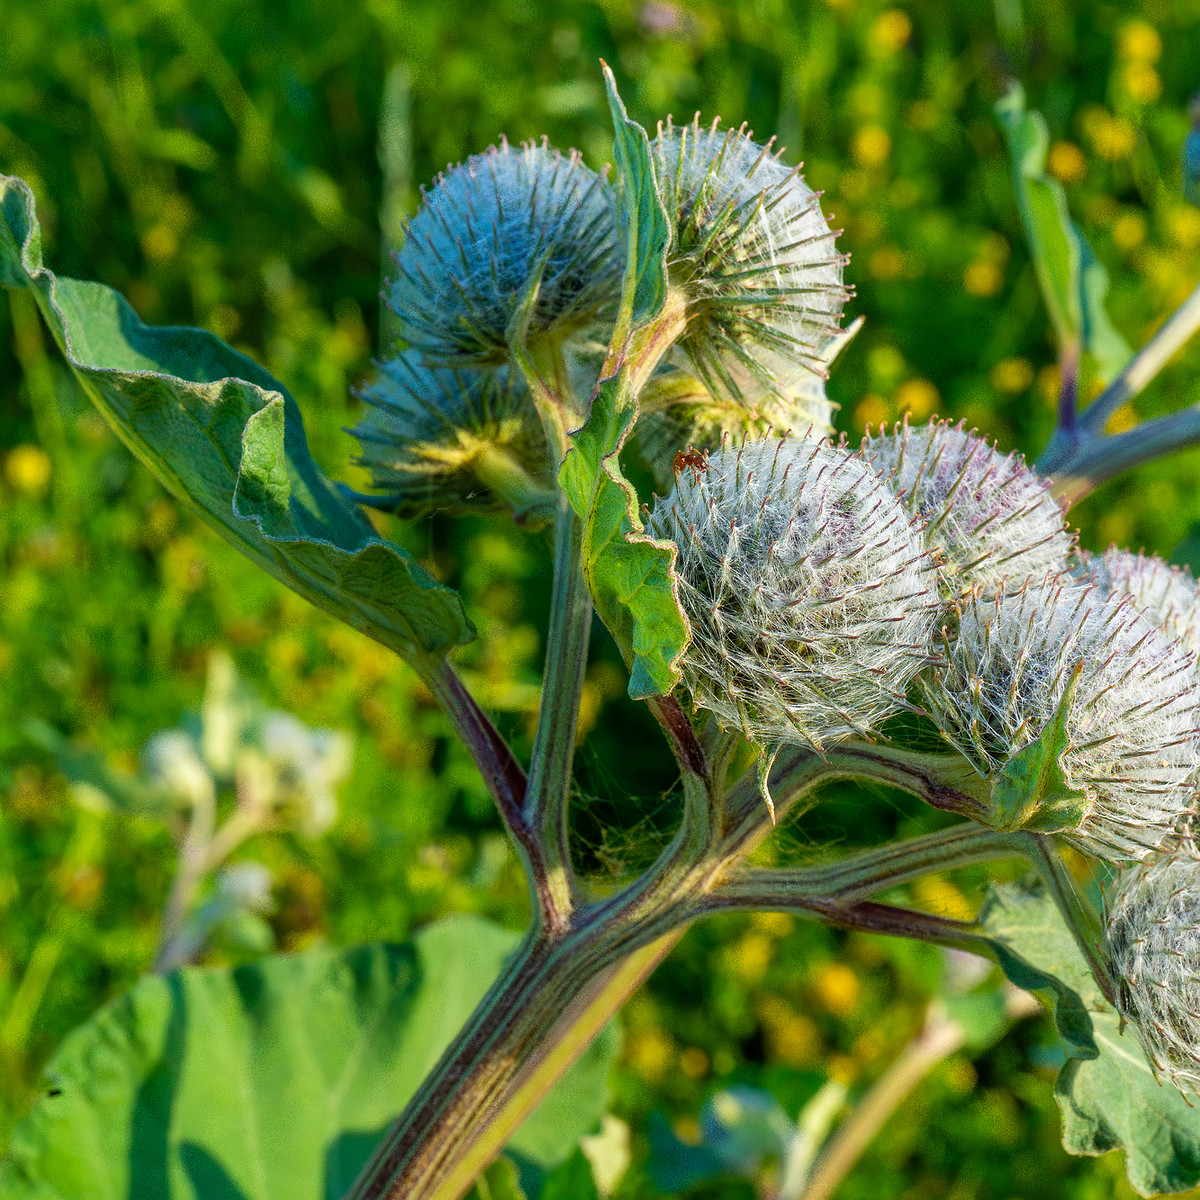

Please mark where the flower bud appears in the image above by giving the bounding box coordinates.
[862,420,1073,598]
[351,353,555,521]
[1105,847,1200,1093]
[651,117,850,401]
[645,437,940,750]
[1076,548,1200,660]
[925,579,1200,862]
[388,138,622,366]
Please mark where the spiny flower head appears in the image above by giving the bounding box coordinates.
[645,437,940,750]
[925,579,1200,863]
[351,353,554,520]
[651,116,850,402]
[862,420,1073,598]
[389,138,622,366]
[1077,548,1200,660]
[1105,846,1200,1094]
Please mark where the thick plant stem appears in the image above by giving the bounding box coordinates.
[1037,278,1200,502]
[1023,833,1117,1004]
[345,919,686,1200]
[525,496,592,929]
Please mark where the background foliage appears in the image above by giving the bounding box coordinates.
[3,0,1200,1196]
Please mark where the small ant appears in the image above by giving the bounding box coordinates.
[672,446,709,479]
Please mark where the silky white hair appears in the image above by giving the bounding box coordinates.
[925,579,1200,863]
[1077,547,1200,660]
[862,421,1073,599]
[651,117,850,401]
[646,437,940,750]
[1106,845,1200,1094]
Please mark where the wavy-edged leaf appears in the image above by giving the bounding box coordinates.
[0,917,618,1200]
[0,175,472,663]
[978,877,1200,1196]
[560,374,688,699]
[976,877,1097,1058]
[995,84,1131,383]
[560,74,688,699]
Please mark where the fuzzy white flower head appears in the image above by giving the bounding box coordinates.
[351,353,553,520]
[925,579,1200,862]
[1105,846,1200,1094]
[862,420,1073,598]
[646,437,940,750]
[651,116,850,401]
[1077,548,1200,660]
[389,138,622,366]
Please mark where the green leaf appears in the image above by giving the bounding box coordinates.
[600,63,670,331]
[977,877,1200,1196]
[468,1157,529,1200]
[990,664,1089,835]
[1058,1010,1200,1196]
[559,375,689,698]
[540,1149,599,1200]
[0,175,472,664]
[976,876,1098,1058]
[555,71,687,699]
[995,84,1131,383]
[0,916,618,1200]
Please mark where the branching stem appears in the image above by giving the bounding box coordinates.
[1037,277,1200,502]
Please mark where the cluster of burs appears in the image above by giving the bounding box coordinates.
[353,116,1200,1093]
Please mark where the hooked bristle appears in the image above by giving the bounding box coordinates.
[651,120,851,402]
[646,437,941,751]
[925,578,1200,864]
[1077,547,1200,661]
[350,352,553,519]
[862,420,1074,598]
[1106,844,1200,1095]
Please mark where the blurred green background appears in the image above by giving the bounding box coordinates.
[3,0,1200,1196]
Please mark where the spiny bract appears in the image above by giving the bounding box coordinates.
[1105,847,1200,1094]
[646,437,940,751]
[1077,548,1200,660]
[861,420,1073,598]
[388,138,622,366]
[352,353,553,519]
[651,116,850,402]
[925,579,1200,863]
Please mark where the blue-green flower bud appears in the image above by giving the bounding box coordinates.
[351,352,555,521]
[389,138,623,367]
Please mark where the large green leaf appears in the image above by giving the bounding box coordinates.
[559,74,688,700]
[0,175,472,664]
[978,877,1200,1196]
[0,916,618,1200]
[995,84,1131,383]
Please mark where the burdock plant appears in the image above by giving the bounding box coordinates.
[8,63,1200,1200]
